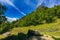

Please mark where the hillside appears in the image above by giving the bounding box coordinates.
[0,19,60,40]
[12,5,60,27]
[0,4,60,40]
[11,19,60,36]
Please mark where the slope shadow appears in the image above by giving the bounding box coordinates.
[1,32,27,40]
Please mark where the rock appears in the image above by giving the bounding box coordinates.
[3,32,10,37]
[28,36,41,40]
[27,30,54,40]
[27,30,43,38]
[41,35,54,40]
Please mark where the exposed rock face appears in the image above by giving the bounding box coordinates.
[26,30,54,40]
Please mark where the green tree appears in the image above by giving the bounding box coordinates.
[0,3,7,34]
[0,3,7,24]
[12,5,60,27]
[57,9,60,18]
[45,8,56,23]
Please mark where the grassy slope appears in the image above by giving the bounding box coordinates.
[11,19,60,37]
[0,19,60,39]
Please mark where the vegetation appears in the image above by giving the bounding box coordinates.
[12,5,60,27]
[0,19,60,40]
[0,3,12,34]
[0,3,60,40]
[0,3,7,34]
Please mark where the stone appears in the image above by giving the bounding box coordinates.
[3,32,10,37]
[27,30,43,38]
[26,30,54,40]
[41,35,54,40]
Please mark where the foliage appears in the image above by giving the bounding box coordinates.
[0,3,10,34]
[0,4,7,24]
[0,3,60,34]
[12,5,60,27]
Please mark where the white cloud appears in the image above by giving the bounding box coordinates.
[6,17,18,22]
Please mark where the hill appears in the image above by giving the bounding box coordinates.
[0,19,60,40]
[0,4,60,40]
[12,5,60,27]
[11,19,60,36]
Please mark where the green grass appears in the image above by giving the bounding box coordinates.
[53,37,60,40]
[0,19,60,39]
[10,19,60,37]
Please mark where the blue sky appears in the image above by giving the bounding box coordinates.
[1,0,40,18]
[0,0,60,22]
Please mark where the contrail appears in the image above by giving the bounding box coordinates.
[5,0,26,16]
[0,0,26,16]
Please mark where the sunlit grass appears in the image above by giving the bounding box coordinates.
[10,19,60,37]
[0,19,60,39]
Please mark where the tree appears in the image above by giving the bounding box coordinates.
[0,3,7,34]
[0,3,7,24]
[12,5,60,27]
[57,9,60,18]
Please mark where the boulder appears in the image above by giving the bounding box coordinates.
[26,30,54,40]
[27,30,43,37]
